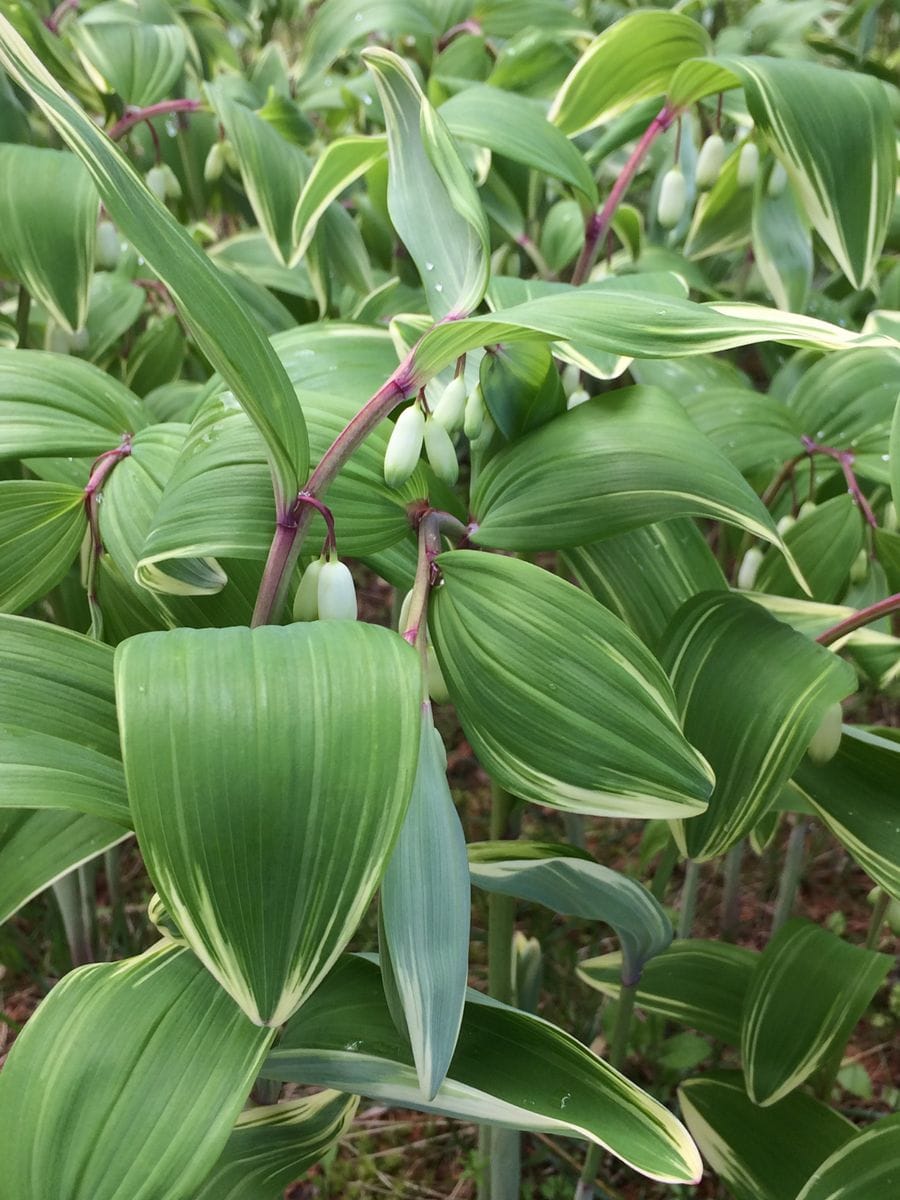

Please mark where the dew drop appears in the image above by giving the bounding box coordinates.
[435,282,443,292]
[881,453,890,462]
[165,119,178,138]
[425,261,434,271]
[362,93,372,105]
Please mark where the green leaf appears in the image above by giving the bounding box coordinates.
[0,480,85,614]
[793,727,900,902]
[0,615,128,823]
[661,592,857,861]
[291,135,387,265]
[891,397,900,512]
[685,142,753,259]
[0,144,98,332]
[265,955,703,1185]
[679,1072,855,1200]
[470,856,671,984]
[0,15,308,510]
[756,496,864,604]
[549,11,710,136]
[0,942,273,1200]
[742,918,891,1107]
[478,340,565,440]
[299,0,439,79]
[470,388,788,557]
[430,552,713,818]
[752,165,813,312]
[380,704,470,1100]
[440,84,597,206]
[115,623,421,1026]
[363,48,489,319]
[0,348,146,459]
[0,808,127,925]
[579,940,756,1045]
[678,386,802,476]
[796,1114,900,1200]
[563,520,726,651]
[72,20,187,106]
[725,56,896,288]
[195,1091,359,1200]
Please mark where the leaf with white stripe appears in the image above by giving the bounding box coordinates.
[264,954,703,1186]
[291,135,387,265]
[471,856,671,984]
[741,919,891,1107]
[380,704,470,1100]
[796,1114,900,1200]
[430,552,714,819]
[195,1091,358,1200]
[115,623,421,1026]
[0,942,273,1200]
[661,592,857,861]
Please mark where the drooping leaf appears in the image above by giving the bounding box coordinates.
[661,592,857,861]
[563,520,727,651]
[0,16,307,509]
[470,856,672,984]
[380,704,470,1100]
[264,955,703,1186]
[0,808,128,925]
[677,386,802,476]
[578,940,756,1045]
[194,1091,358,1200]
[549,11,710,136]
[0,144,98,332]
[0,480,85,614]
[470,388,789,557]
[478,339,565,440]
[429,552,714,818]
[0,942,273,1200]
[440,84,597,206]
[679,1072,855,1200]
[795,1114,900,1200]
[0,615,128,823]
[741,918,891,1107]
[72,20,187,106]
[793,727,900,902]
[115,623,421,1026]
[755,496,865,604]
[291,135,387,265]
[363,48,489,319]
[752,165,813,312]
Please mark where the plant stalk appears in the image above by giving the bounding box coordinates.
[771,820,807,934]
[817,592,900,647]
[650,838,678,901]
[720,839,745,942]
[15,284,30,348]
[571,105,675,286]
[53,869,93,967]
[676,859,700,940]
[108,99,203,142]
[865,888,891,950]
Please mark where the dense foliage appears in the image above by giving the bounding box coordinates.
[0,1,898,1198]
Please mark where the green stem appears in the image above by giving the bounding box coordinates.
[771,820,807,935]
[720,839,745,942]
[650,838,678,902]
[53,870,93,967]
[15,284,30,348]
[676,860,700,940]
[575,983,638,1199]
[866,889,891,951]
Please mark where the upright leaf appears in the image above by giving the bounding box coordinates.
[430,552,714,818]
[380,704,470,1100]
[741,919,891,1107]
[291,135,387,265]
[363,48,489,319]
[0,16,307,509]
[752,167,813,312]
[0,942,273,1200]
[661,592,857,861]
[0,144,97,332]
[264,955,703,1185]
[755,496,864,604]
[115,623,421,1026]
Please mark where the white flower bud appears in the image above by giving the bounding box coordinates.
[427,646,450,704]
[222,140,239,172]
[463,385,485,440]
[292,558,323,621]
[736,546,764,591]
[849,548,869,584]
[317,559,357,621]
[737,142,759,189]
[203,141,225,183]
[885,501,897,532]
[431,375,467,433]
[566,387,590,410]
[46,324,73,354]
[695,133,725,190]
[767,161,788,198]
[798,500,817,520]
[146,166,168,201]
[561,362,581,398]
[424,415,459,486]
[776,514,796,537]
[657,166,686,229]
[95,220,121,270]
[384,404,425,489]
[806,702,843,765]
[70,327,89,353]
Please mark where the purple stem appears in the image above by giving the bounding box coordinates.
[83,437,133,634]
[817,593,900,647]
[437,19,483,51]
[801,437,878,529]
[108,99,202,142]
[571,105,676,286]
[45,0,79,33]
